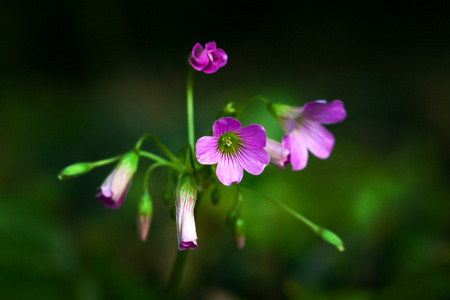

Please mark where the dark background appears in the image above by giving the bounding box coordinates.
[1,4,449,300]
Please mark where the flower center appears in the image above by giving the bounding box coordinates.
[217,132,241,155]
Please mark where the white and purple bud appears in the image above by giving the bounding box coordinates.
[264,138,290,170]
[96,150,139,209]
[137,190,153,242]
[175,174,198,250]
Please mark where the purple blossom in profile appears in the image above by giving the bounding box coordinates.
[265,138,290,170]
[189,42,228,74]
[96,151,138,209]
[276,100,346,171]
[196,117,270,186]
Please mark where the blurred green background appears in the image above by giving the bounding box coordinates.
[1,4,449,300]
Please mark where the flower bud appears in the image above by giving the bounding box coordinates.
[316,228,345,252]
[58,162,95,180]
[137,190,153,242]
[217,102,238,119]
[96,150,139,209]
[175,174,198,250]
[233,218,246,250]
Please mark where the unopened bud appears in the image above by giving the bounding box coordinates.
[315,227,344,252]
[96,150,139,209]
[175,174,198,250]
[58,162,94,180]
[137,190,152,242]
[217,102,238,119]
[233,218,246,250]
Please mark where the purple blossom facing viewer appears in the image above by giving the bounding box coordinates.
[175,174,198,250]
[265,138,290,170]
[196,117,270,186]
[270,100,346,171]
[96,151,139,209]
[189,42,228,74]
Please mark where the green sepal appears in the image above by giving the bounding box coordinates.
[138,190,153,216]
[267,102,291,120]
[58,162,94,180]
[233,218,245,237]
[175,174,197,200]
[119,150,139,174]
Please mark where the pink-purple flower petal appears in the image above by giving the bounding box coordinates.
[283,132,309,171]
[236,124,267,149]
[196,136,220,165]
[216,155,244,186]
[189,43,209,71]
[213,117,241,137]
[236,147,270,175]
[202,60,219,74]
[300,121,335,159]
[303,100,346,124]
[209,49,228,68]
[205,42,216,51]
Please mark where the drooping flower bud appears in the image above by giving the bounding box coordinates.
[58,162,95,180]
[137,190,153,242]
[315,227,345,252]
[175,174,198,250]
[233,218,246,250]
[96,150,139,209]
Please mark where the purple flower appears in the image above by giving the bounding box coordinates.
[271,100,346,171]
[189,42,228,74]
[196,117,270,186]
[265,138,290,170]
[96,151,139,209]
[175,174,198,250]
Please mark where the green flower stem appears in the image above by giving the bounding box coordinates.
[139,151,184,172]
[135,134,178,163]
[166,249,189,300]
[235,95,270,119]
[143,163,165,191]
[91,155,122,167]
[241,187,344,252]
[187,67,195,150]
